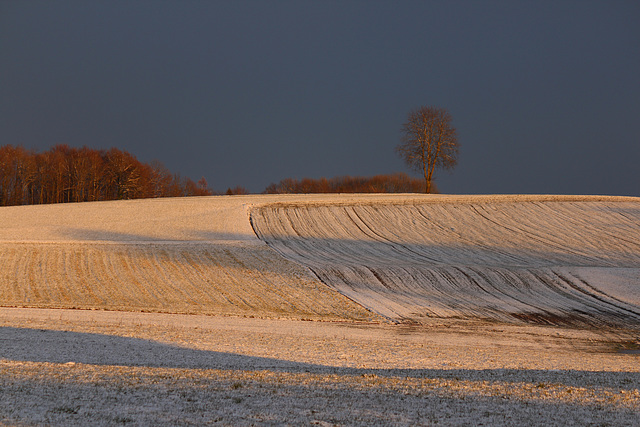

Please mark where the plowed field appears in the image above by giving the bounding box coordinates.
[0,242,376,320]
[2,194,639,329]
[2,194,640,425]
[0,196,385,322]
[251,195,640,328]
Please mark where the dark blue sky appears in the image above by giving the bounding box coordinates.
[1,1,638,195]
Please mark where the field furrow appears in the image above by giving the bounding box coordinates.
[2,194,639,328]
[252,199,640,328]
[0,242,379,322]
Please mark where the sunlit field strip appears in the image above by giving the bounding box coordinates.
[0,242,380,322]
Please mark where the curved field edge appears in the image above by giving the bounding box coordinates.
[251,196,640,329]
[0,196,388,321]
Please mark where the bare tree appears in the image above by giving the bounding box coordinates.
[0,144,219,205]
[396,106,459,193]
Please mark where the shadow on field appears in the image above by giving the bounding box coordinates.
[62,228,256,243]
[1,327,639,392]
[0,326,317,371]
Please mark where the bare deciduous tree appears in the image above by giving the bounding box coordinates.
[0,145,214,206]
[396,106,459,193]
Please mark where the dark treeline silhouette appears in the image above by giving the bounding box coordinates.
[225,186,249,195]
[1,145,438,207]
[263,173,435,194]
[0,145,212,206]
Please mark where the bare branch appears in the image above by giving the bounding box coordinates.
[396,106,459,193]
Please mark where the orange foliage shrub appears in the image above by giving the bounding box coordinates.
[263,173,434,194]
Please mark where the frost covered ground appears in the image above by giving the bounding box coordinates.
[253,195,640,328]
[1,308,639,426]
[0,196,379,322]
[1,194,639,425]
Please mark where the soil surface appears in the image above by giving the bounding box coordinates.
[1,308,639,426]
[1,194,639,425]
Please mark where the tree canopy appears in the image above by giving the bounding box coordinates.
[0,145,211,206]
[396,106,459,193]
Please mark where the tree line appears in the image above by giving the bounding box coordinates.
[263,173,433,194]
[0,144,212,206]
[265,105,458,195]
[2,103,459,207]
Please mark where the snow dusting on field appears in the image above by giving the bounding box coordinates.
[0,196,379,322]
[253,195,640,328]
[1,194,639,425]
